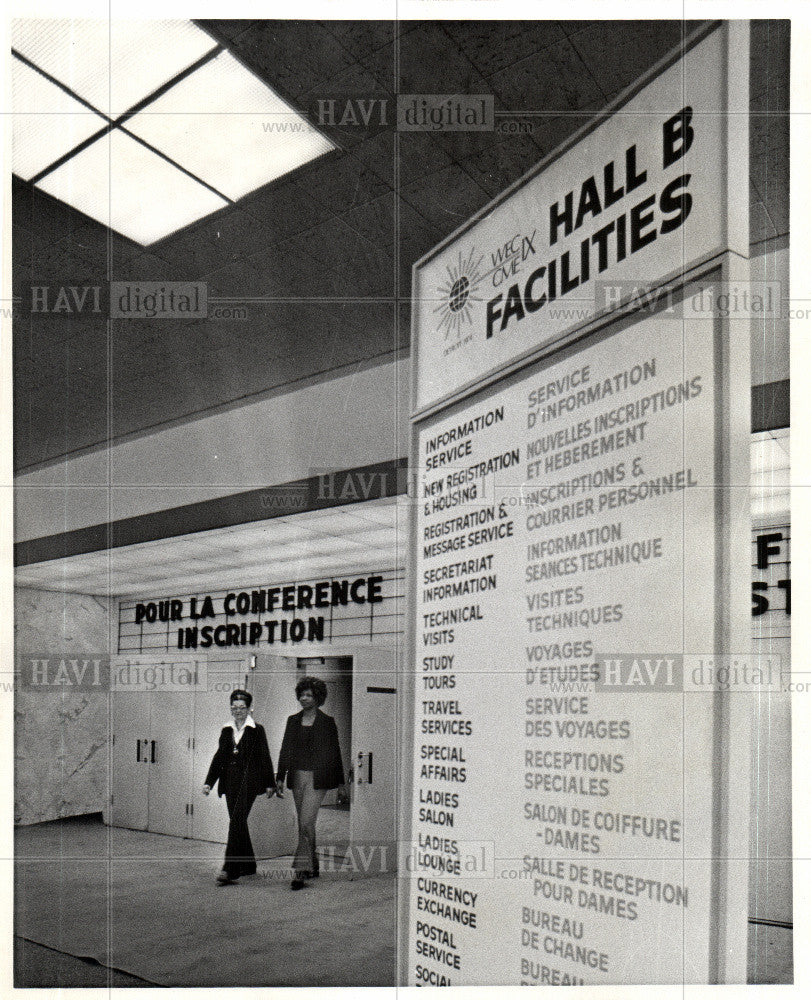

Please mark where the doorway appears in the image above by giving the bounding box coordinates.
[297,656,352,856]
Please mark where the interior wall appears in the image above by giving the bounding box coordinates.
[750,513,792,926]
[15,354,409,543]
[750,243,789,386]
[14,587,112,825]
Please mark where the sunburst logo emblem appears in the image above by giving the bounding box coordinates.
[435,248,484,340]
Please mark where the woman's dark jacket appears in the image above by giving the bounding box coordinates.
[205,723,275,799]
[276,709,345,790]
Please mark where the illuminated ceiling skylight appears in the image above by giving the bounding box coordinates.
[36,129,229,246]
[11,19,336,245]
[126,51,336,201]
[12,19,219,116]
[11,57,106,181]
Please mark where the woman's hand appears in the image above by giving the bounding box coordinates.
[202,784,211,796]
[265,787,275,798]
[275,781,285,798]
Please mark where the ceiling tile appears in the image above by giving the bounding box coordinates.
[320,201,398,298]
[218,21,359,102]
[255,252,350,302]
[296,146,392,213]
[19,222,141,278]
[18,311,108,356]
[374,131,456,188]
[68,222,114,259]
[150,208,268,278]
[457,132,546,197]
[344,130,397,186]
[241,245,339,300]
[396,201,446,273]
[13,223,33,263]
[296,65,393,152]
[26,234,105,282]
[341,189,396,244]
[287,216,370,270]
[487,37,606,113]
[324,264,394,301]
[240,177,334,244]
[354,39,397,93]
[750,20,789,109]
[112,315,216,356]
[300,58,393,106]
[750,198,777,246]
[566,21,696,103]
[18,185,89,251]
[319,21,397,62]
[400,163,491,239]
[203,260,263,299]
[265,300,400,363]
[397,23,497,98]
[442,20,567,80]
[117,250,186,284]
[749,107,789,236]
[423,127,504,164]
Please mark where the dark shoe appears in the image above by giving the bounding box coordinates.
[291,878,306,890]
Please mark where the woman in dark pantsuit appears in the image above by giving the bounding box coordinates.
[203,689,275,885]
[276,676,345,890]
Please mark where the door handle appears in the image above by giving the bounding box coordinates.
[356,751,373,784]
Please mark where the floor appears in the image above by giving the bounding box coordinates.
[15,814,395,988]
[15,815,792,987]
[15,940,154,987]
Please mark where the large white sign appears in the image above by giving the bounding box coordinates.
[405,23,752,987]
[407,302,724,986]
[413,28,736,413]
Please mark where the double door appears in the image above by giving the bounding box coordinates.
[110,685,196,837]
[109,655,245,841]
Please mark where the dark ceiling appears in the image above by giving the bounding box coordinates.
[12,19,789,472]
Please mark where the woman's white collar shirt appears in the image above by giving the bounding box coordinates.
[226,714,256,745]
